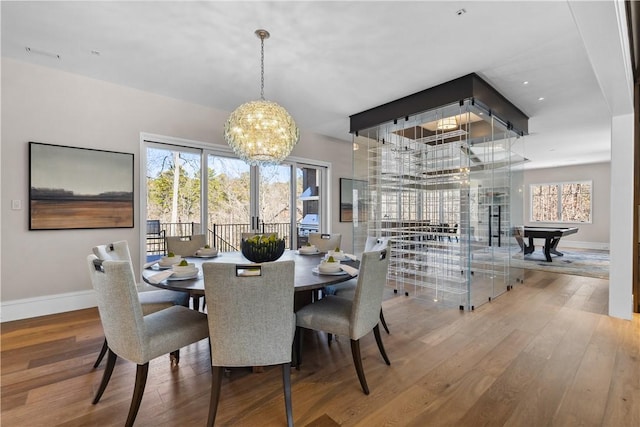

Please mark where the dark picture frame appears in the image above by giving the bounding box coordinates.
[29,142,134,230]
[340,178,367,223]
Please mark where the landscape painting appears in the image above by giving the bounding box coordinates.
[29,142,134,230]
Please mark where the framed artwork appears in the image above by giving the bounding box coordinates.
[29,142,134,230]
[340,178,367,223]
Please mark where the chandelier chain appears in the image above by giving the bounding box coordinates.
[260,35,265,100]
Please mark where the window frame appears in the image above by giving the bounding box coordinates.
[529,180,593,224]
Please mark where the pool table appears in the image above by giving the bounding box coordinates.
[514,226,579,262]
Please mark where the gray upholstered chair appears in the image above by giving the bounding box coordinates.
[202,260,296,427]
[308,232,342,253]
[295,249,391,395]
[165,234,207,257]
[87,255,209,427]
[328,237,392,334]
[92,240,190,367]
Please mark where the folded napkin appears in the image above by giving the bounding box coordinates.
[147,270,173,284]
[340,264,359,277]
[143,261,158,269]
[344,253,357,261]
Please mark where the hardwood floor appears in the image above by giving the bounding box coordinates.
[1,270,638,426]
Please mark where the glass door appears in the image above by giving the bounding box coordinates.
[145,144,202,260]
[206,154,251,251]
[257,163,294,247]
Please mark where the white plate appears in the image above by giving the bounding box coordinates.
[167,271,199,281]
[296,250,320,255]
[193,253,219,258]
[312,267,348,276]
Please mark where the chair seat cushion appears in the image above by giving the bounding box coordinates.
[140,306,209,364]
[139,290,189,315]
[296,296,352,337]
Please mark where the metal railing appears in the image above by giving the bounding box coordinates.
[146,221,292,255]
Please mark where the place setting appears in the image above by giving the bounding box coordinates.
[296,244,320,255]
[145,254,200,283]
[312,254,359,277]
[193,245,219,258]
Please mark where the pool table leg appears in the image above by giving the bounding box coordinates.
[543,237,563,262]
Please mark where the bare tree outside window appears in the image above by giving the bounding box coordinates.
[530,181,591,223]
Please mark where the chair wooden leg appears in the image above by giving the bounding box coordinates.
[170,349,180,365]
[328,333,333,345]
[125,363,149,427]
[379,309,390,334]
[350,339,369,395]
[93,349,118,404]
[207,366,224,427]
[373,324,391,365]
[294,327,302,369]
[282,363,294,427]
[93,338,109,368]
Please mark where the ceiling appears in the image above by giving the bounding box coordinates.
[1,1,632,170]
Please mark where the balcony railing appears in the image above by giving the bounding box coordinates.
[146,221,292,255]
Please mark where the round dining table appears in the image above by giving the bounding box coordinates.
[142,250,358,309]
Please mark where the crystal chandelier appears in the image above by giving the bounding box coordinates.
[224,29,299,166]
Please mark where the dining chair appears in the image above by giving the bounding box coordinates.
[165,234,207,257]
[295,249,391,395]
[324,238,391,334]
[91,240,190,368]
[86,255,209,427]
[202,260,296,427]
[308,232,342,253]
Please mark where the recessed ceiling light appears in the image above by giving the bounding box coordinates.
[538,97,545,101]
[91,50,101,56]
[523,81,529,85]
[456,8,466,16]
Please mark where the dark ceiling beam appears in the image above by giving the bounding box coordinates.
[349,73,529,136]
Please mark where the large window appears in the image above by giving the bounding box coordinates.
[141,135,329,261]
[530,181,592,223]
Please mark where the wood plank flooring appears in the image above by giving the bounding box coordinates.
[1,270,638,426]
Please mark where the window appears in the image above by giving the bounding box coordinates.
[141,135,329,262]
[530,181,592,223]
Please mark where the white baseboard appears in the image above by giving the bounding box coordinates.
[1,290,97,323]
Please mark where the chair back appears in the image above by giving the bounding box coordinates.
[364,236,390,252]
[202,260,296,367]
[165,234,206,257]
[146,220,162,236]
[86,255,146,362]
[308,233,342,253]
[93,240,132,262]
[349,249,391,340]
[92,240,136,278]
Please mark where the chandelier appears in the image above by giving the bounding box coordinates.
[436,116,458,130]
[224,29,299,166]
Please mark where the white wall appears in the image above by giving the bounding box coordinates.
[609,113,634,320]
[1,58,353,321]
[523,162,611,250]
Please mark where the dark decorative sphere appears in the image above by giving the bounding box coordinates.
[241,237,286,263]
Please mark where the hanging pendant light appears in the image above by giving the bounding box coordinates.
[436,116,458,130]
[224,29,299,166]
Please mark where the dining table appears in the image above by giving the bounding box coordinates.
[141,249,359,310]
